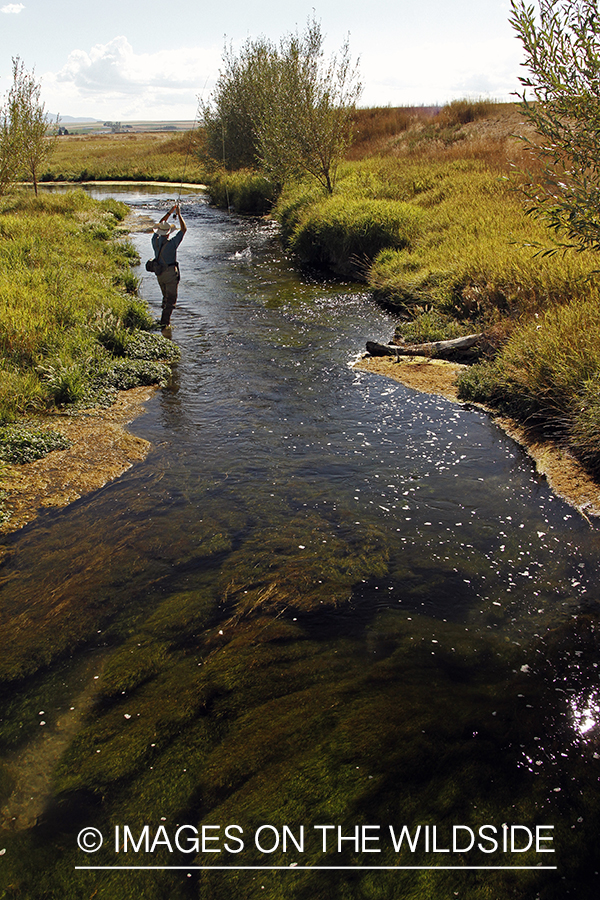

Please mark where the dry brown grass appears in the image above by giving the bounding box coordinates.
[348,101,540,175]
[348,106,440,159]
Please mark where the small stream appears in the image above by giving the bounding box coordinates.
[0,187,599,899]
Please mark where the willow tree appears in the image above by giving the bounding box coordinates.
[201,37,275,171]
[0,60,22,194]
[201,18,361,193]
[0,57,56,195]
[259,20,361,193]
[510,0,600,250]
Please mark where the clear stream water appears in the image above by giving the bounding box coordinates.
[0,187,599,899]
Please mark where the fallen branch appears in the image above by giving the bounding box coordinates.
[366,333,484,360]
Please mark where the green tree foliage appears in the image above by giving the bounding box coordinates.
[201,37,274,171]
[0,60,22,194]
[510,0,600,250]
[201,18,361,194]
[0,57,56,196]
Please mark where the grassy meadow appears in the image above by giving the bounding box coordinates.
[41,131,206,184]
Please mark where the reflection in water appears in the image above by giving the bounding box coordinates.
[0,187,599,898]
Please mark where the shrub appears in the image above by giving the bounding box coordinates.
[438,99,498,127]
[456,360,508,407]
[202,18,360,193]
[205,169,277,214]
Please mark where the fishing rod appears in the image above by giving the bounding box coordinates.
[172,75,210,215]
[221,119,231,214]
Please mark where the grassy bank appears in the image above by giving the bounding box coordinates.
[41,131,206,184]
[0,189,179,432]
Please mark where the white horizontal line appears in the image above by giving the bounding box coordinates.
[75,865,558,871]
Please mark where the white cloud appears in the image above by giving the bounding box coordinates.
[42,36,220,119]
[1,3,25,13]
[360,34,522,106]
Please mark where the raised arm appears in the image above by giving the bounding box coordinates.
[175,202,187,236]
[159,205,176,224]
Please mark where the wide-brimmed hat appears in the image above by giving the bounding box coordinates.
[153,221,177,235]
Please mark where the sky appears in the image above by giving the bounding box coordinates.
[0,0,526,121]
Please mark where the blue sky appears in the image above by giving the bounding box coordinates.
[0,0,524,120]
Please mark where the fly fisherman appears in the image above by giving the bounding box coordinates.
[151,202,187,328]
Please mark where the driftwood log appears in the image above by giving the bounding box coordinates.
[366,333,484,360]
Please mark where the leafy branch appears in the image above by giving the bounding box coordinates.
[510,0,600,250]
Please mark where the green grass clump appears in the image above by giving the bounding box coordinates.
[277,191,425,278]
[569,375,600,472]
[122,298,156,331]
[0,366,43,423]
[394,309,467,343]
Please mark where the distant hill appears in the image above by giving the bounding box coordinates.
[51,116,102,124]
